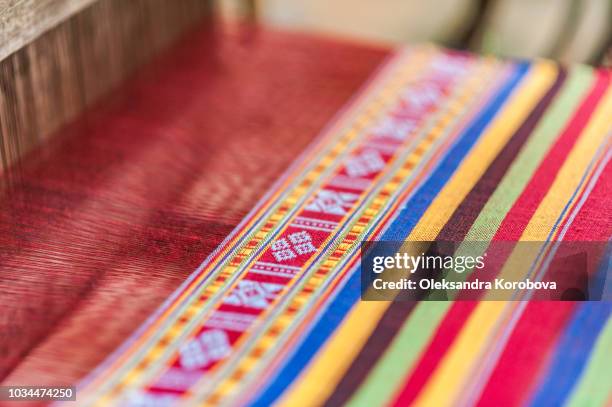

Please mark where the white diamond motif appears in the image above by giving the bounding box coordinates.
[270,231,317,262]
[305,189,359,215]
[344,150,385,178]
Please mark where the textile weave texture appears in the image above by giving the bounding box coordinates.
[70,45,612,405]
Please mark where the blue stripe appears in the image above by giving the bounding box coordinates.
[591,241,612,301]
[250,62,530,406]
[528,302,612,406]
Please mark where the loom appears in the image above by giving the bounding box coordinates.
[1,1,611,406]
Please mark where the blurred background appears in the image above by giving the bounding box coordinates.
[1,0,610,176]
[219,0,612,66]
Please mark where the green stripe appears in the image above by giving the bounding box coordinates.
[566,317,612,406]
[347,65,594,407]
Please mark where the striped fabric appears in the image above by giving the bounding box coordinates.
[77,45,611,406]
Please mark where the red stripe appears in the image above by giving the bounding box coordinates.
[390,302,477,405]
[475,302,576,406]
[391,70,610,406]
[559,158,612,243]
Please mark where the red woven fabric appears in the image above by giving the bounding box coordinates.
[0,22,388,386]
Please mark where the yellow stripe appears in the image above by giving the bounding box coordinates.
[280,62,556,407]
[413,79,612,407]
[277,301,388,407]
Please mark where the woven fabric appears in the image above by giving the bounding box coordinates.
[0,25,387,387]
[71,46,612,405]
